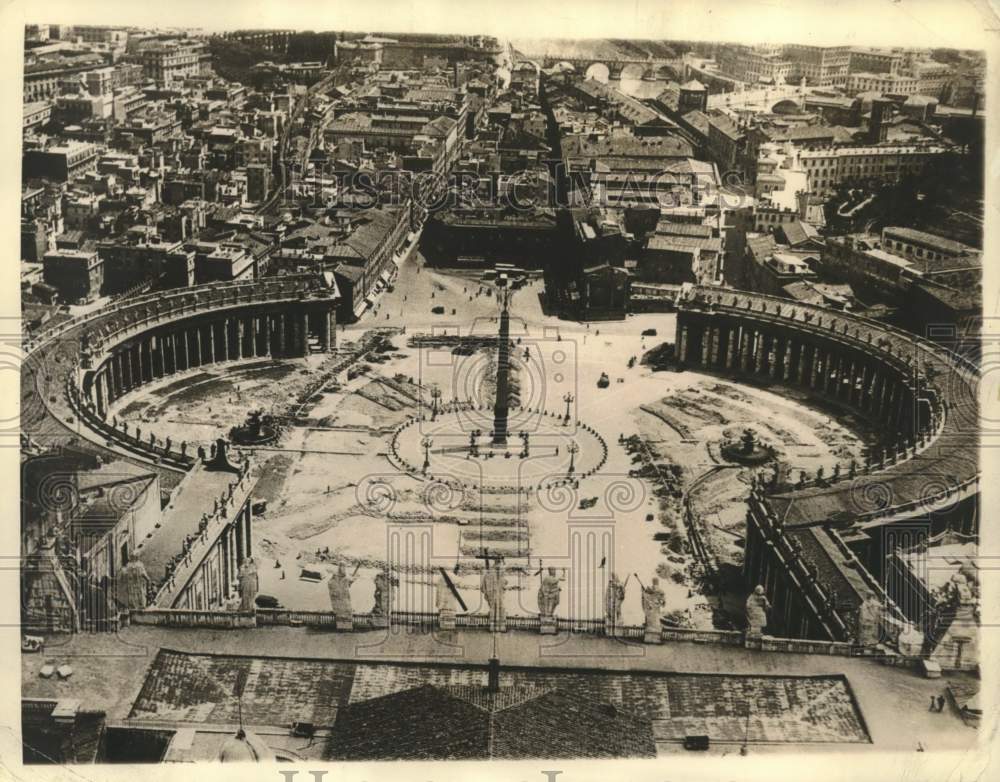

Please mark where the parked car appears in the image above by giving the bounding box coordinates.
[431,305,445,314]
[642,328,657,337]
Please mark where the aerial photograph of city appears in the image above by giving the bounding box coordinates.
[9,0,990,770]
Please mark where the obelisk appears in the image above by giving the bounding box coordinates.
[491,293,512,446]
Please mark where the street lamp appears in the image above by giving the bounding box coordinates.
[430,385,442,421]
[562,392,574,425]
[421,436,433,473]
[567,441,579,475]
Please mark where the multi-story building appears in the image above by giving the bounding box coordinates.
[849,48,904,76]
[822,228,981,300]
[237,137,275,168]
[112,86,148,120]
[116,110,183,145]
[97,233,193,293]
[705,114,749,179]
[138,39,207,85]
[717,44,792,84]
[54,92,114,122]
[335,39,385,66]
[42,248,103,303]
[782,44,850,87]
[23,53,107,102]
[66,25,129,46]
[907,60,951,99]
[82,66,115,96]
[63,191,104,230]
[799,143,949,195]
[23,142,100,182]
[195,242,256,283]
[881,226,981,272]
[846,72,918,97]
[22,101,52,131]
[245,164,271,204]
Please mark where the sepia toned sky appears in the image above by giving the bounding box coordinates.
[15,0,999,51]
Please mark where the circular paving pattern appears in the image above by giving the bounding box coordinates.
[389,402,608,493]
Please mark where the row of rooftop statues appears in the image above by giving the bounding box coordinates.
[318,559,670,635]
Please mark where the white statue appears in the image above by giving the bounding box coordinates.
[745,585,770,635]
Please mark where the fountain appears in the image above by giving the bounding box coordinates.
[720,427,774,465]
[230,408,278,446]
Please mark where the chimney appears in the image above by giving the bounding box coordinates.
[487,656,500,693]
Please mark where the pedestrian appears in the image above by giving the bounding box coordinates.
[929,696,936,711]
[937,695,945,713]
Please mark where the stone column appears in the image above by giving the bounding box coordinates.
[219,320,229,362]
[244,503,252,559]
[328,307,337,350]
[725,326,737,368]
[276,311,287,358]
[124,347,134,390]
[783,338,794,381]
[94,372,106,417]
[700,325,712,365]
[769,335,781,379]
[153,337,164,379]
[195,325,204,366]
[260,314,271,357]
[179,328,189,371]
[897,386,911,436]
[133,345,143,387]
[825,354,839,395]
[236,318,245,360]
[678,324,689,363]
[234,513,245,565]
[171,332,180,373]
[868,369,881,413]
[113,353,124,398]
[740,329,752,372]
[318,307,331,352]
[140,339,152,383]
[857,364,869,409]
[797,344,809,386]
[221,532,231,596]
[710,326,721,366]
[883,375,896,420]
[754,331,766,374]
[298,311,309,356]
[810,348,820,389]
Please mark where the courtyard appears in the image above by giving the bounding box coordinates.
[108,252,875,628]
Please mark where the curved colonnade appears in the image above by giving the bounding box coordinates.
[675,285,979,642]
[22,274,340,476]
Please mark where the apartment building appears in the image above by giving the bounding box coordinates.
[799,143,948,195]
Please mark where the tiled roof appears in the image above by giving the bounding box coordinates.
[126,649,872,751]
[655,221,713,239]
[882,226,978,257]
[779,220,822,248]
[326,684,656,760]
[746,234,777,263]
[681,109,710,137]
